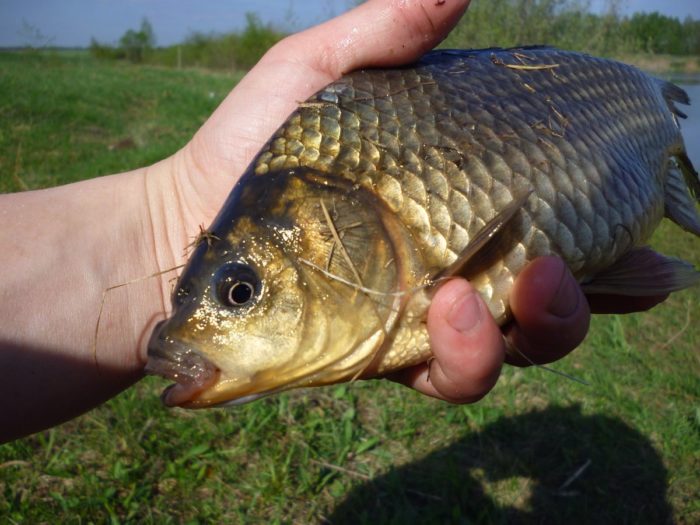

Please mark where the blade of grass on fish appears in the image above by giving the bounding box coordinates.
[185,225,221,255]
[320,199,364,291]
[490,54,560,70]
[299,258,449,300]
[93,264,184,372]
[319,199,405,381]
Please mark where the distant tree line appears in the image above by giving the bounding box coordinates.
[89,14,284,69]
[89,2,699,70]
[151,13,284,70]
[90,18,156,62]
[442,0,700,57]
[624,11,700,55]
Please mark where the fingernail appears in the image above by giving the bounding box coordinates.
[447,292,483,335]
[547,263,580,318]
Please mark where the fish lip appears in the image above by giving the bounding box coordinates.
[145,321,220,408]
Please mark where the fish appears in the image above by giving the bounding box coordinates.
[146,46,700,408]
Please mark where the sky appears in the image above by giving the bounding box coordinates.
[0,0,698,48]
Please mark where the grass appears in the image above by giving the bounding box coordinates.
[1,52,699,524]
[0,50,242,192]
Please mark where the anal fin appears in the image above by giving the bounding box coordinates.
[676,151,700,200]
[581,246,700,296]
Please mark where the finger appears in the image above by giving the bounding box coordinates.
[389,278,505,403]
[269,0,472,76]
[199,0,471,174]
[586,293,668,314]
[504,256,590,367]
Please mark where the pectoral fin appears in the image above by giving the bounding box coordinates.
[432,190,533,283]
[581,246,700,296]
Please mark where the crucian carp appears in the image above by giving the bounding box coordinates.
[146,47,700,408]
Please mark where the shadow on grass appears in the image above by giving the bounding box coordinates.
[327,405,672,524]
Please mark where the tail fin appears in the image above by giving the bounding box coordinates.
[661,77,699,236]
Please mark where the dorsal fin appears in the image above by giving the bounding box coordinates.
[659,79,690,119]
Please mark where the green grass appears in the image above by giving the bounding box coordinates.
[0,51,242,191]
[1,52,699,524]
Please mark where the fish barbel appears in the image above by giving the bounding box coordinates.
[146,47,700,408]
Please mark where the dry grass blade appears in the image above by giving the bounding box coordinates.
[405,487,443,501]
[93,264,185,371]
[0,460,31,469]
[657,300,692,350]
[185,224,220,255]
[504,63,560,71]
[299,258,445,299]
[299,258,400,296]
[491,55,560,71]
[319,196,395,383]
[13,142,29,191]
[297,101,335,109]
[558,458,592,494]
[507,342,590,386]
[320,199,364,289]
[309,458,371,480]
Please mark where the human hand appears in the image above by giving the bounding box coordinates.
[390,256,667,403]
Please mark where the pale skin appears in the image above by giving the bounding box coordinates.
[0,0,664,442]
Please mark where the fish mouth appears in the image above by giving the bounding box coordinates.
[145,321,221,408]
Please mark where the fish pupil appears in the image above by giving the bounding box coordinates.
[214,263,260,308]
[228,281,254,306]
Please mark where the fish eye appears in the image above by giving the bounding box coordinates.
[215,264,260,308]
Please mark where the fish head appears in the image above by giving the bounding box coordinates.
[147,168,414,408]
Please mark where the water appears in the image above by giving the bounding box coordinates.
[679,83,700,168]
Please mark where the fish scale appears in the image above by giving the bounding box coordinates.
[146,47,699,407]
[253,48,670,319]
